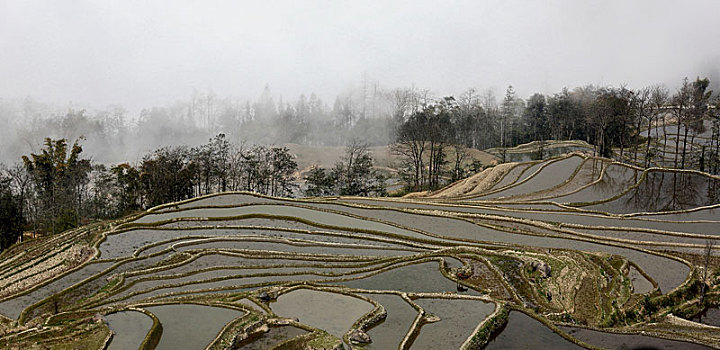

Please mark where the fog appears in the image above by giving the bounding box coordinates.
[1,0,719,164]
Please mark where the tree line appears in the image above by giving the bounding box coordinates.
[303,140,387,197]
[392,77,719,192]
[0,133,390,253]
[0,134,303,251]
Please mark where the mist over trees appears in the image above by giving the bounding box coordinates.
[1,75,719,250]
[0,81,396,165]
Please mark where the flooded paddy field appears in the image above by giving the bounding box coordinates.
[105,311,153,350]
[144,304,245,349]
[476,155,585,200]
[560,326,712,349]
[359,293,418,349]
[270,288,374,338]
[1,152,718,349]
[486,311,581,349]
[330,260,480,295]
[411,297,495,349]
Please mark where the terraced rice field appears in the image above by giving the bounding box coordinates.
[0,152,719,349]
[638,119,715,169]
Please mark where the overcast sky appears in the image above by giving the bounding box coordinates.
[1,0,719,112]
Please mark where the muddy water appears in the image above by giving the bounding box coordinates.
[635,206,720,222]
[482,156,584,199]
[586,171,719,214]
[166,223,413,248]
[134,204,440,243]
[319,200,689,293]
[515,161,547,183]
[271,289,374,338]
[127,254,366,282]
[107,273,324,305]
[0,261,113,319]
[174,193,278,209]
[344,197,716,237]
[107,226,418,260]
[105,310,153,350]
[492,203,566,210]
[478,162,547,200]
[628,266,654,294]
[560,326,711,349]
[466,230,686,294]
[486,311,581,349]
[145,304,245,350]
[552,164,639,203]
[642,120,713,139]
[120,264,377,296]
[333,261,479,295]
[360,293,418,349]
[146,253,391,280]
[172,239,420,257]
[412,298,495,349]
[100,228,240,259]
[137,228,417,258]
[159,218,425,251]
[481,208,718,237]
[489,163,531,191]
[567,228,715,252]
[297,201,509,246]
[529,159,606,199]
[235,298,266,314]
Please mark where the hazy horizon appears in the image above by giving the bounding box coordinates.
[2,0,720,114]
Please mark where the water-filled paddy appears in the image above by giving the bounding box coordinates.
[360,293,418,349]
[105,310,153,350]
[291,200,689,293]
[173,193,279,209]
[172,238,420,256]
[560,326,711,349]
[551,163,639,203]
[332,260,479,295]
[134,204,442,243]
[486,312,581,349]
[412,298,495,349]
[628,266,654,294]
[271,288,374,338]
[0,261,113,319]
[480,156,584,199]
[144,304,245,350]
[586,171,719,214]
[106,273,326,306]
[489,163,531,191]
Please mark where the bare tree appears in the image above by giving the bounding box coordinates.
[500,85,515,148]
[701,240,714,305]
[633,87,651,166]
[670,78,692,169]
[649,85,669,168]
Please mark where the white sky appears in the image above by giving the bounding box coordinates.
[1,0,719,112]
